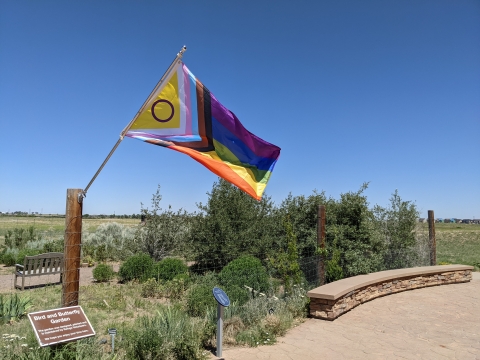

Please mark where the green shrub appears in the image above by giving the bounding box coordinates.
[0,294,32,323]
[16,248,41,265]
[2,251,17,266]
[125,307,206,359]
[118,253,154,282]
[219,255,270,294]
[42,239,63,253]
[92,263,115,282]
[162,277,189,300]
[151,258,188,281]
[141,278,159,298]
[186,273,219,317]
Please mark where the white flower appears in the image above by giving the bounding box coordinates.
[21,344,28,347]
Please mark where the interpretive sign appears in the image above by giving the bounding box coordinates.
[212,287,230,307]
[28,306,95,347]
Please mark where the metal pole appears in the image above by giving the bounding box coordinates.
[216,303,224,358]
[82,45,187,197]
[428,210,436,266]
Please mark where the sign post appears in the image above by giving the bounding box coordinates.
[212,287,230,358]
[108,328,117,352]
[28,306,95,347]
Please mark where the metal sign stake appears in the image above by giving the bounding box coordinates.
[108,328,117,353]
[212,287,230,358]
[216,303,224,357]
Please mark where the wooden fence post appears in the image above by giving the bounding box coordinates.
[428,210,436,266]
[62,189,83,307]
[318,205,326,285]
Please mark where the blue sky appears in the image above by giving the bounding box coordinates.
[1,0,479,219]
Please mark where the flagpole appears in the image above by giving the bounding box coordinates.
[80,45,187,200]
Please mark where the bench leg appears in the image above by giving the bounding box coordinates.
[22,276,25,291]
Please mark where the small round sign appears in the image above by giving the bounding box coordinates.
[212,287,230,307]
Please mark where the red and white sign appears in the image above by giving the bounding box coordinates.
[28,306,95,347]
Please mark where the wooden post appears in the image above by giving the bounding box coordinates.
[317,205,326,285]
[62,189,83,307]
[428,210,436,266]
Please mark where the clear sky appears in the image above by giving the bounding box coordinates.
[1,0,479,219]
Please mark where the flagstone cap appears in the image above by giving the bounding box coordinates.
[307,265,474,300]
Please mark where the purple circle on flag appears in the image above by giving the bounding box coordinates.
[151,99,174,123]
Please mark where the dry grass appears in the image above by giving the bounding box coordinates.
[0,216,140,245]
[417,222,480,268]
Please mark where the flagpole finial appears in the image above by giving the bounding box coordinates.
[178,45,187,57]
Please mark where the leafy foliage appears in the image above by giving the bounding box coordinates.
[189,179,277,271]
[82,222,136,261]
[135,185,189,261]
[4,226,42,249]
[268,217,302,293]
[186,273,219,317]
[118,253,154,282]
[374,190,420,269]
[323,183,384,278]
[125,307,206,360]
[219,255,270,294]
[92,264,115,282]
[151,258,188,282]
[0,294,32,323]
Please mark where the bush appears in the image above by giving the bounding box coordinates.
[16,249,41,265]
[42,239,63,253]
[162,277,188,300]
[92,264,115,282]
[219,255,270,294]
[82,222,136,261]
[125,307,206,359]
[141,278,158,298]
[186,273,219,317]
[2,251,17,266]
[189,179,278,271]
[118,254,154,282]
[135,186,189,261]
[151,258,188,282]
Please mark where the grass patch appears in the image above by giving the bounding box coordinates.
[416,223,480,267]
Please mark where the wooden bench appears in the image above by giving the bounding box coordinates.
[307,265,473,320]
[15,252,64,290]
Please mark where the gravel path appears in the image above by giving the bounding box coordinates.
[0,264,120,293]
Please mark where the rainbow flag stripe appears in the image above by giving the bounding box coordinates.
[126,61,280,200]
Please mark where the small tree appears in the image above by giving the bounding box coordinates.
[374,190,420,269]
[269,216,302,293]
[324,183,384,278]
[135,185,188,261]
[189,179,277,271]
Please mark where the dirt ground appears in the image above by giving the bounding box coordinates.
[0,264,120,293]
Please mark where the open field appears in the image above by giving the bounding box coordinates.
[0,216,140,245]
